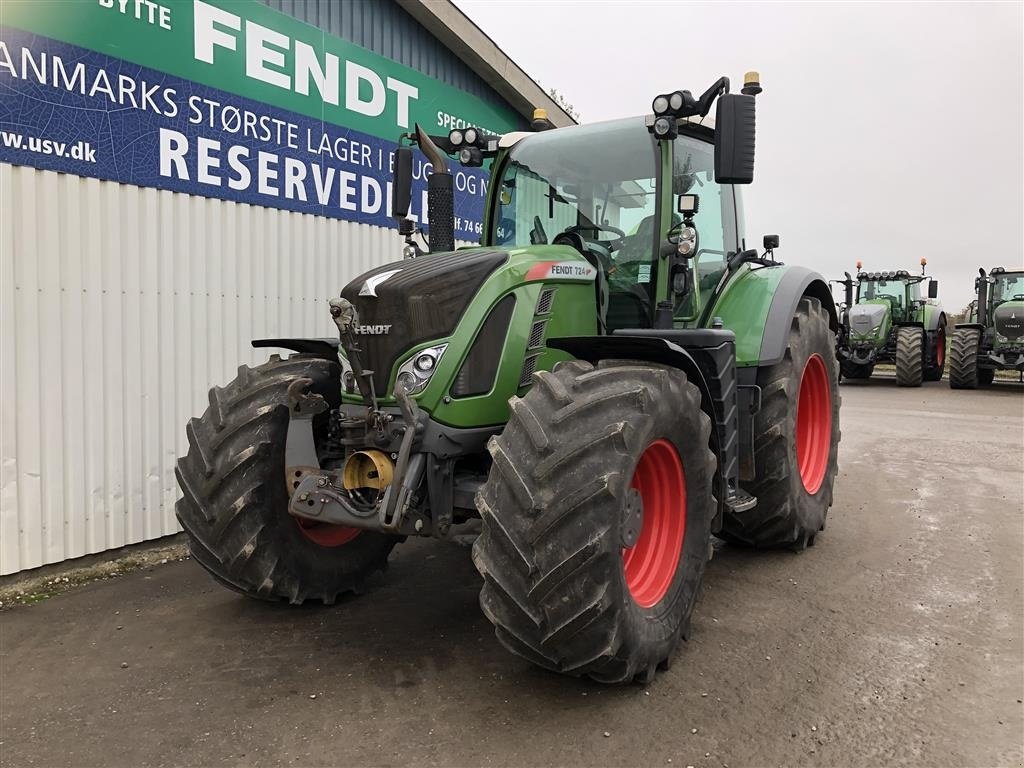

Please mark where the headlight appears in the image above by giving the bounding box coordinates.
[676,225,697,256]
[396,344,447,395]
[652,115,677,139]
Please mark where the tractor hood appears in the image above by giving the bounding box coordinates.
[848,303,888,338]
[339,249,509,394]
[993,301,1024,343]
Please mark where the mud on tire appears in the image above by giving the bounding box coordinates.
[175,355,398,604]
[719,296,841,550]
[472,360,716,684]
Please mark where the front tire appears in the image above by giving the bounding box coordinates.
[949,328,981,389]
[473,360,716,684]
[719,296,840,549]
[175,355,398,604]
[895,327,924,387]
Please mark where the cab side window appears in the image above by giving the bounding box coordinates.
[673,136,737,315]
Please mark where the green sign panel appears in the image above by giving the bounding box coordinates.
[2,0,521,140]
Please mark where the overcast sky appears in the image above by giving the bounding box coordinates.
[456,0,1023,312]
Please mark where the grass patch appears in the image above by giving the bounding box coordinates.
[0,540,188,610]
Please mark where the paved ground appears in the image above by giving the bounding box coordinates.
[3,378,1023,768]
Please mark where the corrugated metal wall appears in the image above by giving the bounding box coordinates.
[1,0,516,575]
[0,164,407,575]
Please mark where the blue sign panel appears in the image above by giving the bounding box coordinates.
[0,28,490,239]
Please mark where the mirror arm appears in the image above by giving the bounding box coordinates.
[694,77,730,117]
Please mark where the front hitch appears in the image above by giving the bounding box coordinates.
[286,380,428,536]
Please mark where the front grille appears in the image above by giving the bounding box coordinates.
[340,249,508,394]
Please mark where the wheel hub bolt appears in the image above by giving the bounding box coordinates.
[621,489,644,549]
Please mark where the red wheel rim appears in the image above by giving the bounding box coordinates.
[936,327,945,368]
[296,518,360,547]
[796,353,832,494]
[622,439,686,608]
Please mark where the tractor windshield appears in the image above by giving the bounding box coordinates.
[859,279,912,308]
[991,272,1024,306]
[492,117,658,250]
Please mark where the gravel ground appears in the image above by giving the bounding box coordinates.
[2,377,1022,767]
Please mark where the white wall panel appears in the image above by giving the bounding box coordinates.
[0,164,410,574]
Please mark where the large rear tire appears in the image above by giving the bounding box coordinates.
[473,360,716,684]
[923,321,946,382]
[949,328,981,389]
[719,296,840,549]
[175,355,398,604]
[895,327,925,387]
[840,359,874,380]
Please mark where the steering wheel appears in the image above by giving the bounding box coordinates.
[553,231,614,274]
[564,223,626,250]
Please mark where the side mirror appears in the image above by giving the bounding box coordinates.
[391,147,413,218]
[714,93,755,184]
[763,234,779,250]
[928,280,939,299]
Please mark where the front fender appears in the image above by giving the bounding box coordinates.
[252,337,340,361]
[709,264,838,367]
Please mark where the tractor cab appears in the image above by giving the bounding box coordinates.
[857,271,915,322]
[389,73,764,341]
[485,116,740,332]
[988,268,1024,309]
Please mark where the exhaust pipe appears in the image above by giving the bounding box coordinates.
[414,124,455,254]
[976,268,988,326]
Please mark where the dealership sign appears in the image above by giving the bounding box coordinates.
[0,0,521,238]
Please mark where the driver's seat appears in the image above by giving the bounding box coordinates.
[615,214,659,264]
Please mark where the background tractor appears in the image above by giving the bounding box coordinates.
[176,73,842,684]
[835,260,946,386]
[949,267,1024,388]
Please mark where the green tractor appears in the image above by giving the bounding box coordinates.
[835,260,946,386]
[176,73,842,683]
[949,267,1024,388]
